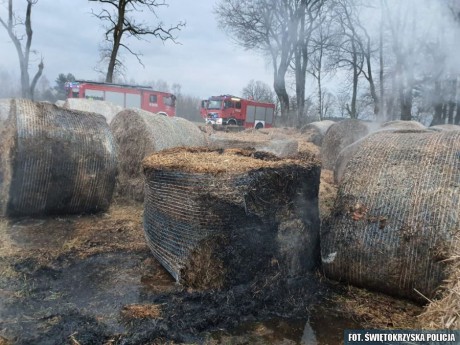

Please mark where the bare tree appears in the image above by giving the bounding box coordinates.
[0,0,43,99]
[307,3,335,120]
[241,79,275,103]
[291,0,323,126]
[89,0,184,83]
[330,0,365,119]
[215,0,296,122]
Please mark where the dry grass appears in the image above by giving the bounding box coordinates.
[419,237,460,329]
[0,202,146,272]
[143,147,318,174]
[328,284,423,329]
[121,304,163,319]
[319,169,338,219]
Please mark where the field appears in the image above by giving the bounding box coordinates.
[0,127,424,345]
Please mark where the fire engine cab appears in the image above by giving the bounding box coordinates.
[200,95,275,129]
[66,80,176,116]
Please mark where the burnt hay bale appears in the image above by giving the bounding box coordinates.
[321,130,460,302]
[110,109,207,201]
[142,148,321,289]
[0,98,117,217]
[320,119,370,170]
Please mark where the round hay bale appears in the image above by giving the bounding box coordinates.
[0,98,117,217]
[209,133,298,158]
[334,128,432,185]
[333,137,366,185]
[380,120,426,130]
[320,119,370,170]
[110,109,207,201]
[142,148,321,289]
[321,130,460,302]
[63,98,123,124]
[301,120,335,146]
[429,124,460,132]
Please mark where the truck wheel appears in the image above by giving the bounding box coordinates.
[227,119,237,126]
[255,122,264,130]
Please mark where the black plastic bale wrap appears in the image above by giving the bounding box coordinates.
[0,98,117,217]
[321,130,460,302]
[142,148,321,289]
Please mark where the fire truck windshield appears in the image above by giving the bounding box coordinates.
[207,100,222,110]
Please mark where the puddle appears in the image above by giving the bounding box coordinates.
[211,309,361,345]
[211,317,360,345]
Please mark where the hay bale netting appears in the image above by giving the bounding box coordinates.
[380,120,426,130]
[209,133,299,158]
[55,100,65,107]
[142,148,321,289]
[63,98,123,123]
[0,98,117,217]
[321,130,460,302]
[334,127,432,184]
[429,124,460,132]
[301,120,335,146]
[320,119,370,170]
[110,109,207,201]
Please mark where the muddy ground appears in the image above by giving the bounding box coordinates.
[0,171,423,345]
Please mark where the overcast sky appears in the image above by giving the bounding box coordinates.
[0,0,274,98]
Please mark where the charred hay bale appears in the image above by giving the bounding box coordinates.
[429,124,460,132]
[110,109,207,201]
[301,120,335,145]
[320,119,370,169]
[209,134,298,158]
[321,130,460,302]
[380,120,426,130]
[142,148,321,289]
[0,98,117,217]
[63,98,123,124]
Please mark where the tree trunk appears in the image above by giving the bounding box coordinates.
[274,71,290,123]
[350,40,358,119]
[431,80,444,126]
[448,78,457,124]
[106,0,126,83]
[379,0,385,120]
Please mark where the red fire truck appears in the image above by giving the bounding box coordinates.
[66,80,176,116]
[200,95,275,129]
